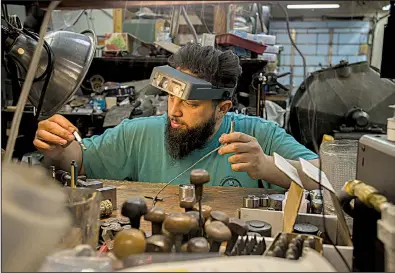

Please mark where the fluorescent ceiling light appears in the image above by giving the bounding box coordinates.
[382,4,390,11]
[287,4,340,9]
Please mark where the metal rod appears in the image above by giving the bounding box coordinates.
[73,131,87,150]
[257,83,261,117]
[199,201,203,237]
[51,165,56,181]
[70,160,78,188]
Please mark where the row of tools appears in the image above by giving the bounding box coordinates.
[96,169,321,260]
[242,189,324,214]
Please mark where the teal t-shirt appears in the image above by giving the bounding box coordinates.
[82,113,317,189]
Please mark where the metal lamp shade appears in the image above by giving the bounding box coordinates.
[289,62,395,147]
[8,30,96,117]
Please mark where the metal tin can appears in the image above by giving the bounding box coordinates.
[259,194,269,207]
[243,195,260,208]
[268,194,285,211]
[179,185,196,203]
[293,223,319,235]
[246,220,272,237]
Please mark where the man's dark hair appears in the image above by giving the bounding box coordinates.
[168,43,242,90]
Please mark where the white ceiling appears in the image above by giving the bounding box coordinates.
[266,1,389,19]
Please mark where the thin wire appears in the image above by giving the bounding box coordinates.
[85,11,91,30]
[200,4,211,34]
[152,146,222,206]
[279,3,351,272]
[89,10,96,33]
[57,10,86,31]
[152,117,235,206]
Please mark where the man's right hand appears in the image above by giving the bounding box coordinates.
[33,114,78,159]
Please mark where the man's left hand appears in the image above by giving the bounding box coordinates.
[218,132,268,180]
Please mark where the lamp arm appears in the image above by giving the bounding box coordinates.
[4,1,60,163]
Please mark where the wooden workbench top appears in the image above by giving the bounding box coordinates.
[101,180,283,232]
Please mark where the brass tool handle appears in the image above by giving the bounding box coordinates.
[341,180,388,213]
[70,160,78,188]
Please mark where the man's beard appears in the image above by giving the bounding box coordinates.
[166,115,217,160]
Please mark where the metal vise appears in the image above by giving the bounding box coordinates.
[53,169,117,218]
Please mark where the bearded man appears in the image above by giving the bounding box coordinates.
[34,43,318,190]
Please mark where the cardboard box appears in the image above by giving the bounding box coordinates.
[104,33,134,53]
[258,53,277,62]
[264,45,280,54]
[229,30,276,45]
[252,34,276,45]
[201,33,216,47]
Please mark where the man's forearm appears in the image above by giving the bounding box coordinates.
[42,141,85,175]
[260,155,320,190]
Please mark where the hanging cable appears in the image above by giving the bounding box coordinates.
[278,3,352,271]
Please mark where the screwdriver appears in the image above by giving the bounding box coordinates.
[224,117,235,146]
[73,131,87,150]
[230,117,235,134]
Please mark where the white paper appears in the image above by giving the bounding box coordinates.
[299,158,335,193]
[273,153,303,188]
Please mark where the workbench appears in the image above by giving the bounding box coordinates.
[102,180,283,232]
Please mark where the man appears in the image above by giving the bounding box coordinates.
[34,43,318,190]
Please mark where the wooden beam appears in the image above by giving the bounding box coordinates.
[113,8,123,33]
[213,4,227,34]
[328,28,334,66]
[39,1,255,10]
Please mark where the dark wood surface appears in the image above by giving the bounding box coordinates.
[101,180,282,232]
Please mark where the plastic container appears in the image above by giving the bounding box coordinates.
[57,187,101,250]
[39,247,113,272]
[216,34,267,54]
[2,163,72,272]
[320,140,358,233]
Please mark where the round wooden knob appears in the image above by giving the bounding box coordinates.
[228,218,248,235]
[187,237,210,253]
[161,221,172,239]
[121,197,148,229]
[163,213,194,252]
[146,235,172,253]
[163,213,193,235]
[188,215,199,230]
[144,206,166,223]
[181,243,188,253]
[193,204,212,219]
[186,211,200,221]
[225,218,249,255]
[205,221,232,242]
[205,221,232,252]
[190,169,210,185]
[210,211,230,225]
[185,210,201,239]
[144,206,166,235]
[113,229,146,259]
